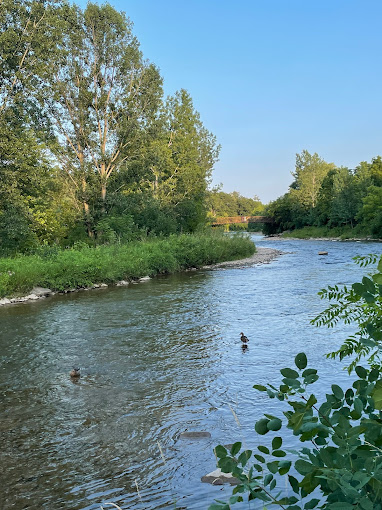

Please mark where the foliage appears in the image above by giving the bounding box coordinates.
[207,190,264,218]
[264,152,382,239]
[312,254,382,373]
[0,231,255,297]
[210,352,382,510]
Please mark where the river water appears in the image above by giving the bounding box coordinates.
[1,235,382,510]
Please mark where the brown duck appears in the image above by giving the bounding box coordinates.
[69,368,81,378]
[240,332,249,344]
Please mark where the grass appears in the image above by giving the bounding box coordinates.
[0,232,256,298]
[281,225,376,240]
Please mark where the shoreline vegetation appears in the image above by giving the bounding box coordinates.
[0,232,271,305]
[268,226,382,241]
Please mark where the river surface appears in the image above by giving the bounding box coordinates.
[1,235,382,510]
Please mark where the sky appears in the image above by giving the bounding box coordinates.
[76,0,382,203]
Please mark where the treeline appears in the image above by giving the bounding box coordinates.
[264,150,382,238]
[0,1,220,255]
[207,191,264,218]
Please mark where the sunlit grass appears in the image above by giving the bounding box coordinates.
[0,232,255,297]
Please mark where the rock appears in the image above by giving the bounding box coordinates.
[30,287,53,297]
[318,251,328,255]
[179,431,211,439]
[0,298,11,306]
[24,293,39,301]
[139,276,151,282]
[116,280,129,286]
[201,468,240,486]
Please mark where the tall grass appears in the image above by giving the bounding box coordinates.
[0,232,255,298]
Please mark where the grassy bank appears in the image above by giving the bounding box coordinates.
[0,232,255,298]
[281,225,380,240]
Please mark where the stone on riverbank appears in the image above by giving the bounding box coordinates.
[201,468,239,485]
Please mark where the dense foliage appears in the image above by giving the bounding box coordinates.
[0,1,220,254]
[0,232,255,297]
[264,151,382,238]
[209,255,382,509]
[207,191,264,218]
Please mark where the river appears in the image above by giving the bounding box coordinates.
[1,235,382,510]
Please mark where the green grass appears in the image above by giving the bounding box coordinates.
[0,232,256,298]
[281,225,374,240]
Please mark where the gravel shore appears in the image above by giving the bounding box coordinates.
[203,246,283,269]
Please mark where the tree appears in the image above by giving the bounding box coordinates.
[44,2,163,234]
[290,150,335,209]
[0,0,64,115]
[144,89,220,230]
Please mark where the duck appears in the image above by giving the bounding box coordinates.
[69,367,81,378]
[240,332,249,344]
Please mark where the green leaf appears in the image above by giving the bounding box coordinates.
[362,276,375,293]
[272,436,282,450]
[272,449,286,457]
[288,474,300,494]
[254,454,265,463]
[267,460,279,474]
[219,456,235,473]
[238,450,252,467]
[304,499,320,509]
[278,460,291,475]
[267,418,282,431]
[264,473,273,486]
[230,442,241,456]
[295,352,307,369]
[371,380,382,410]
[295,459,313,475]
[255,418,270,435]
[208,504,230,510]
[270,478,276,490]
[302,368,317,378]
[258,445,269,454]
[327,504,355,510]
[214,445,227,458]
[331,384,344,399]
[352,282,365,295]
[355,365,368,379]
[280,368,299,379]
[253,384,267,391]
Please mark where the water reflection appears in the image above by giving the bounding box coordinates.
[1,236,382,509]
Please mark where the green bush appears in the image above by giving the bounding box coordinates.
[0,232,255,297]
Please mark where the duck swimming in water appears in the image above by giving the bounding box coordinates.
[69,368,81,378]
[240,332,249,344]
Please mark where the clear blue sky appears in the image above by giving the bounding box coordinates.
[76,0,382,203]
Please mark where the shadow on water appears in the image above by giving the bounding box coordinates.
[1,235,382,509]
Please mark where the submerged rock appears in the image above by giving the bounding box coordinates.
[179,431,211,439]
[201,468,240,485]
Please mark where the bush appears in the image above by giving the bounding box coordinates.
[210,254,382,509]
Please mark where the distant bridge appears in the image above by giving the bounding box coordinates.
[211,215,274,226]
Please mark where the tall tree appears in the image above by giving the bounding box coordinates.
[0,0,64,114]
[290,150,335,209]
[145,89,220,230]
[44,2,163,233]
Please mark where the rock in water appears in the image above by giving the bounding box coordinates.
[201,468,240,485]
[179,431,211,439]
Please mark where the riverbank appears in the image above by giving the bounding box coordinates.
[273,226,382,241]
[0,232,257,304]
[203,246,283,269]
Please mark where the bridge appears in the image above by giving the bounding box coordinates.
[211,215,274,226]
